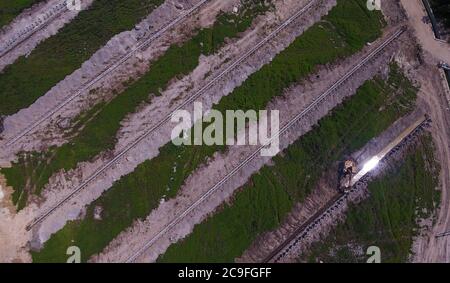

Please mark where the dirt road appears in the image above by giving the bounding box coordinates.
[413,69,450,262]
[400,0,450,64]
[400,0,450,263]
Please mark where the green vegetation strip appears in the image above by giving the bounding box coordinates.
[300,134,440,263]
[32,0,384,262]
[157,65,417,263]
[0,0,45,28]
[0,0,164,116]
[3,0,272,209]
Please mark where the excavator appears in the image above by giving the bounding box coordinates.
[339,158,357,193]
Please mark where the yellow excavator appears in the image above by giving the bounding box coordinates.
[339,158,357,193]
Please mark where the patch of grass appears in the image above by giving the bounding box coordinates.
[157,67,417,263]
[0,0,44,28]
[300,134,440,263]
[6,151,52,211]
[3,0,272,208]
[0,0,165,116]
[32,0,385,262]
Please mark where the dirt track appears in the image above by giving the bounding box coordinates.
[400,0,450,64]
[411,64,450,262]
[399,0,450,263]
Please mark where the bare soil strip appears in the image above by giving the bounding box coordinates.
[398,0,450,263]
